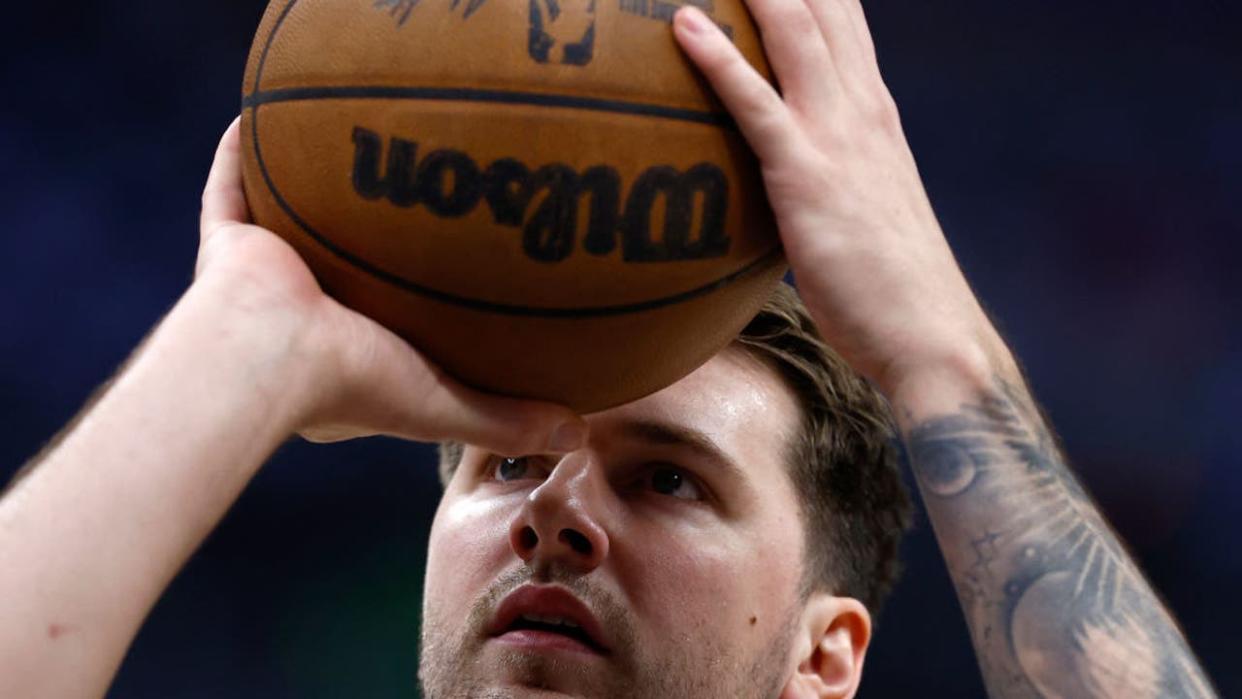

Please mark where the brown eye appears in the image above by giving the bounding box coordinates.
[650,466,703,500]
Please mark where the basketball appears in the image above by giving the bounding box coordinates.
[239,0,785,412]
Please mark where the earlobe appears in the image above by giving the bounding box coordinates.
[780,596,872,699]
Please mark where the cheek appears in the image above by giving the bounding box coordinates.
[424,496,515,617]
[619,522,803,646]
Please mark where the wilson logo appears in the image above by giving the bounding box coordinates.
[351,126,732,264]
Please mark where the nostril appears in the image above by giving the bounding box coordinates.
[519,527,539,551]
[559,529,592,556]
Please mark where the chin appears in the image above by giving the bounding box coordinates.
[422,655,608,699]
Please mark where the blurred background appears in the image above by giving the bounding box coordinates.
[1,0,1238,696]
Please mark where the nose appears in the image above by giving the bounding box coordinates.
[508,455,610,574]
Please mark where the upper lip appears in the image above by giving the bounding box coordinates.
[487,584,611,653]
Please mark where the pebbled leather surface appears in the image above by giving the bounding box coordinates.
[239,0,785,412]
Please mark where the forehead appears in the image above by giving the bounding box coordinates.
[451,345,805,498]
[586,346,801,478]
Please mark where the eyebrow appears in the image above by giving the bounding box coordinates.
[616,419,747,482]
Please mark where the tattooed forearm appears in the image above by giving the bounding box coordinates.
[904,378,1216,698]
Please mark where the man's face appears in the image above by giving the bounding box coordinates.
[420,348,809,698]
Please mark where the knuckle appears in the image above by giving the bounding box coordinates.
[749,106,790,145]
[703,40,745,76]
[863,90,902,132]
[784,11,823,45]
[745,81,782,118]
[763,0,815,35]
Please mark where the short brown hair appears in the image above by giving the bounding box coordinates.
[734,283,911,614]
[438,283,911,614]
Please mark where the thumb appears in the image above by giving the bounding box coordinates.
[306,304,588,455]
[200,116,250,238]
[415,374,588,457]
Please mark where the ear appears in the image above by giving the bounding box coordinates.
[779,595,872,699]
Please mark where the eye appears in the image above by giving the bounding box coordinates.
[647,465,704,501]
[493,456,533,482]
[490,455,554,483]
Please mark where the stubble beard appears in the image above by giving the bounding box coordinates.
[418,568,797,699]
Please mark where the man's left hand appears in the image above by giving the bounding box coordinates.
[673,0,1007,398]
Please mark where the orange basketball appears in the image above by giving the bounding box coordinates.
[239,0,785,412]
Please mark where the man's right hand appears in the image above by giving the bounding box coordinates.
[194,118,586,456]
[0,120,585,698]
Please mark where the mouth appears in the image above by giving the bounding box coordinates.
[487,584,611,656]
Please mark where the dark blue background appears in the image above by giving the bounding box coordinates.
[2,1,1238,696]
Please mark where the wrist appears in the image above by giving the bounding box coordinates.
[878,327,1019,425]
[173,272,325,439]
[0,274,328,688]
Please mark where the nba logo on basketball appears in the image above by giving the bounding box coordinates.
[528,0,596,65]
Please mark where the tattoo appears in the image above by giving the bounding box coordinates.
[905,379,1216,698]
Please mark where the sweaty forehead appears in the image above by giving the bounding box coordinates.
[588,346,801,479]
[448,347,804,490]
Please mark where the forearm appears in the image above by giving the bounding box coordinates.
[888,346,1215,698]
[0,279,308,698]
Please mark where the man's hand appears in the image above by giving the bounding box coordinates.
[0,119,586,699]
[674,3,1217,697]
[673,1,1006,398]
[196,118,585,454]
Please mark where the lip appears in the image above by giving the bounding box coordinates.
[487,584,611,655]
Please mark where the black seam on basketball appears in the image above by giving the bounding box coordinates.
[250,0,297,97]
[244,0,782,319]
[242,86,736,129]
[244,0,734,130]
[252,128,781,318]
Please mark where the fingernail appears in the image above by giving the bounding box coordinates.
[547,421,587,453]
[677,7,712,35]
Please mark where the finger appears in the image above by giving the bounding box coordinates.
[335,316,588,457]
[417,374,589,458]
[838,0,880,67]
[673,7,805,164]
[299,425,381,444]
[803,0,879,87]
[731,0,838,110]
[200,117,251,239]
